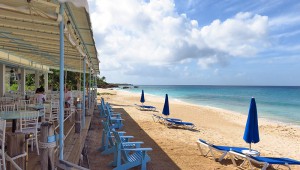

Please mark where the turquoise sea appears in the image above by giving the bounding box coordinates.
[123,85,300,125]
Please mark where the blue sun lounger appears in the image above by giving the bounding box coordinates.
[135,104,156,111]
[165,118,195,129]
[196,139,248,161]
[228,150,300,170]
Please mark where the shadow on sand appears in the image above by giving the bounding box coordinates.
[86,107,181,170]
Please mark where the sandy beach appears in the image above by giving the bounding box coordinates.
[87,88,300,170]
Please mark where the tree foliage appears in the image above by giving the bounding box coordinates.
[9,68,109,91]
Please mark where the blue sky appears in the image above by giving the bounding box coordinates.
[88,0,300,86]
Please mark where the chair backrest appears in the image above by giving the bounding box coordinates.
[39,105,46,120]
[50,101,59,121]
[105,103,113,116]
[2,97,14,105]
[1,104,15,112]
[51,101,59,110]
[18,100,31,111]
[112,131,130,162]
[19,111,39,132]
[0,119,6,148]
[103,121,116,142]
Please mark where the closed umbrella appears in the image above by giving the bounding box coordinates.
[162,94,170,116]
[140,90,145,104]
[243,97,260,151]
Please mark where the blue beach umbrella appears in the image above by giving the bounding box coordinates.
[140,90,145,104]
[162,94,170,116]
[243,97,260,150]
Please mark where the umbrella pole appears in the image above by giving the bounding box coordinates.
[249,143,251,151]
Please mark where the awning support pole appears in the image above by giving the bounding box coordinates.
[82,57,86,128]
[59,3,65,160]
[89,68,91,108]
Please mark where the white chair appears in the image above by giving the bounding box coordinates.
[0,119,27,170]
[45,101,59,122]
[37,106,46,129]
[0,105,15,128]
[0,104,15,112]
[16,111,40,155]
[17,100,30,111]
[0,119,6,169]
[3,98,14,105]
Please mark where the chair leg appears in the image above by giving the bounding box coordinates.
[31,140,34,152]
[0,151,6,170]
[35,135,39,155]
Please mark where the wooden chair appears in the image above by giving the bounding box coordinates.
[112,131,152,170]
[100,121,135,156]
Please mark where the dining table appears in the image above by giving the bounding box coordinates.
[0,110,45,132]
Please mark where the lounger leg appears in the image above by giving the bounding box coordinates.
[208,147,216,160]
[261,163,269,170]
[218,151,227,161]
[229,153,237,166]
[248,158,255,170]
[196,142,204,156]
[239,159,247,168]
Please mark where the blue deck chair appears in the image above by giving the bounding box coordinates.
[105,113,124,130]
[98,98,117,118]
[98,98,109,117]
[228,150,300,170]
[111,131,152,170]
[165,118,195,129]
[105,103,122,117]
[105,104,124,129]
[196,139,248,162]
[100,121,140,155]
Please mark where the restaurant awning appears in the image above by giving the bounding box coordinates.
[0,0,99,74]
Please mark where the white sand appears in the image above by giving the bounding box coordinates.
[91,88,300,170]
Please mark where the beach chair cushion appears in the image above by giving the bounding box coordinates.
[244,156,300,170]
[135,104,156,111]
[252,157,300,165]
[165,119,195,129]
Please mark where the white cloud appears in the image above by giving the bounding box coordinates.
[269,13,300,27]
[197,55,219,69]
[199,12,268,57]
[89,0,269,78]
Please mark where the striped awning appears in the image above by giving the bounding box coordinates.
[0,0,99,74]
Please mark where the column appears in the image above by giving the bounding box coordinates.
[20,68,26,95]
[0,63,5,97]
[82,58,86,128]
[88,68,91,108]
[35,71,40,88]
[44,73,48,92]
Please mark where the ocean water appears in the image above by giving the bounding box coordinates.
[123,85,300,125]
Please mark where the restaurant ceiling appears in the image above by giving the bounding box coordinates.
[0,0,99,74]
